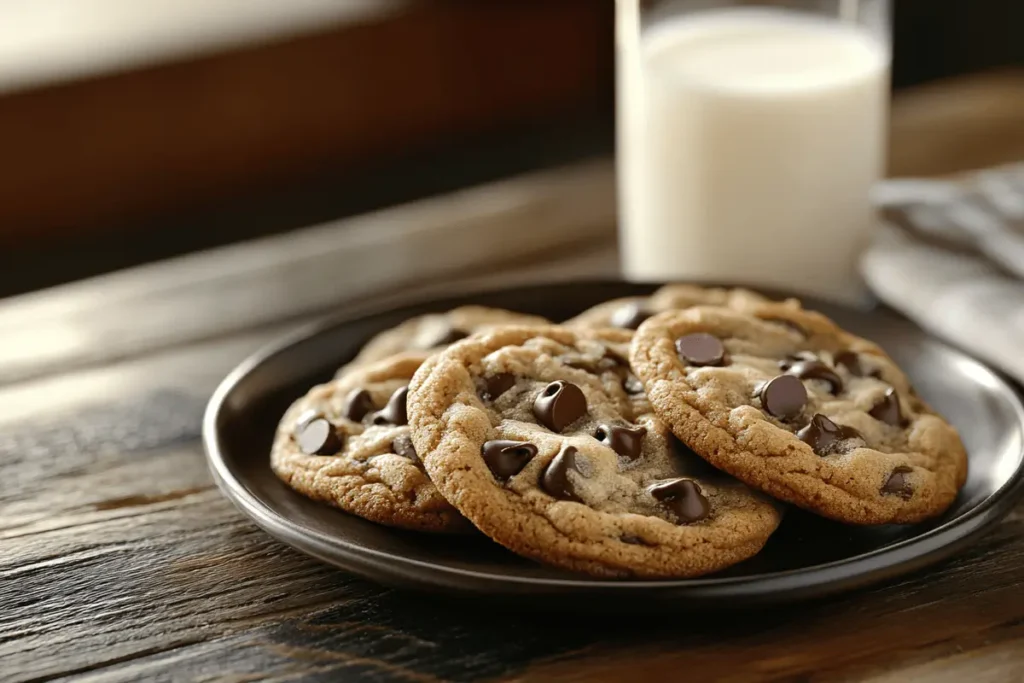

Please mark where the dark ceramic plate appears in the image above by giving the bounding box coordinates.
[203,282,1024,609]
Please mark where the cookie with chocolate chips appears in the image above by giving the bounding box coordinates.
[630,305,968,525]
[337,306,550,377]
[271,351,471,533]
[407,325,781,578]
[566,283,797,330]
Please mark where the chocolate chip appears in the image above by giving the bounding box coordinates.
[371,386,409,426]
[610,302,653,330]
[481,440,537,480]
[797,414,862,456]
[533,380,588,432]
[343,389,375,422]
[296,417,343,455]
[869,387,906,426]
[758,374,808,420]
[391,434,418,461]
[882,465,914,499]
[675,333,726,367]
[784,360,843,395]
[778,351,819,370]
[594,424,646,460]
[541,446,582,501]
[834,350,880,378]
[623,373,645,395]
[422,326,468,348]
[648,478,710,523]
[481,373,516,401]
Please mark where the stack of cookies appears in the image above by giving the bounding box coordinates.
[271,286,968,578]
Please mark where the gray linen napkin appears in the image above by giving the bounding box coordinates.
[863,163,1024,383]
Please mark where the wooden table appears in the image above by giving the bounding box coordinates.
[3,73,1024,682]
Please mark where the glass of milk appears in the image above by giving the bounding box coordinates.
[617,0,891,303]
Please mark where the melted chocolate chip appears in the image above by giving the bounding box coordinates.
[869,388,906,426]
[784,360,843,395]
[834,350,881,378]
[296,417,343,455]
[481,440,537,480]
[882,465,914,499]
[675,333,726,367]
[371,386,409,426]
[778,351,819,370]
[533,380,588,432]
[648,478,710,523]
[541,446,582,501]
[610,302,653,330]
[422,325,468,348]
[758,374,808,420]
[623,373,645,395]
[481,373,516,401]
[833,350,862,375]
[797,414,862,456]
[595,424,646,460]
[343,389,375,422]
[391,434,418,461]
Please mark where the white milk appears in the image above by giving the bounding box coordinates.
[618,8,890,302]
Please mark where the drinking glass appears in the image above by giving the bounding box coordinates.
[617,0,891,303]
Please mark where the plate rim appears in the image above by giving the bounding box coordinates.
[202,280,1024,600]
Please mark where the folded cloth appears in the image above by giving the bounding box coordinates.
[863,163,1024,384]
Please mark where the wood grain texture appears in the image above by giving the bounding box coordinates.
[0,160,616,387]
[3,69,1019,387]
[3,71,1024,682]
[2,336,1024,682]
[0,1,612,244]
[889,70,1024,177]
[2,334,1024,683]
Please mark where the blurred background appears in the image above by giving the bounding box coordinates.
[0,0,1021,299]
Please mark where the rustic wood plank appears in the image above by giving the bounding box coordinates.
[4,70,1024,682]
[0,160,617,387]
[1,319,1024,682]
[0,0,406,94]
[2,70,1021,387]
[889,69,1024,177]
[511,516,1024,681]
[0,329,282,538]
[4,467,1024,682]
[861,644,1024,683]
[0,1,612,243]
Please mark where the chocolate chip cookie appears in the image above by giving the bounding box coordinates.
[272,351,471,533]
[630,305,968,525]
[338,306,550,376]
[407,325,782,577]
[566,283,797,330]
